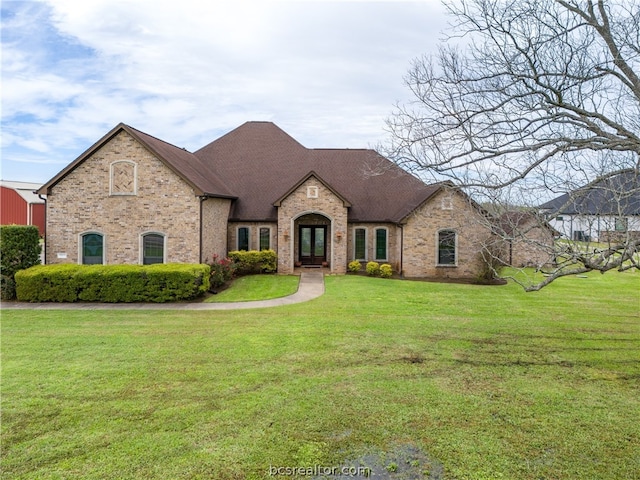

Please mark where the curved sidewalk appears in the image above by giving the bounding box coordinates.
[1,270,325,311]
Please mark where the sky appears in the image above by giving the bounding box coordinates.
[1,0,448,185]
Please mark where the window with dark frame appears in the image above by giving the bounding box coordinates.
[355,228,366,260]
[375,228,387,261]
[259,227,270,250]
[438,230,456,265]
[238,227,249,251]
[143,234,164,265]
[82,233,103,264]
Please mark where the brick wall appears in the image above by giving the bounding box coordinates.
[46,130,201,264]
[599,230,640,244]
[202,197,233,262]
[346,223,400,271]
[276,176,349,273]
[508,221,555,268]
[227,221,278,252]
[402,189,491,279]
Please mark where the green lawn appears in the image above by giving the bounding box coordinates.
[204,274,299,302]
[2,271,639,479]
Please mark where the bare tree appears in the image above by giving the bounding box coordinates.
[385,0,640,290]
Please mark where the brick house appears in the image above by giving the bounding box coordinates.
[496,212,557,268]
[37,121,497,279]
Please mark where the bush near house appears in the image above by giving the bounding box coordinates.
[228,249,277,275]
[379,264,393,278]
[348,260,362,273]
[208,255,236,289]
[15,263,210,303]
[366,261,380,276]
[0,225,41,300]
[364,261,394,278]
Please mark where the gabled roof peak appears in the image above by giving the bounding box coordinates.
[126,124,191,153]
[37,123,235,199]
[196,121,307,155]
[273,170,352,208]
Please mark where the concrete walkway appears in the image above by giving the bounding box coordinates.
[1,270,325,311]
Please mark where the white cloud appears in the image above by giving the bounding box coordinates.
[1,0,448,182]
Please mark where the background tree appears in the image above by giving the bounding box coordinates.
[385,0,640,290]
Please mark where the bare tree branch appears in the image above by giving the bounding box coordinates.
[384,0,640,290]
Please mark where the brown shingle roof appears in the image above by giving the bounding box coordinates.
[38,123,235,198]
[39,121,444,223]
[496,211,559,237]
[195,121,441,222]
[127,126,234,198]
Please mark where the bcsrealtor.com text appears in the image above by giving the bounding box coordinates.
[268,465,371,477]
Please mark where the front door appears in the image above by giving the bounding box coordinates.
[299,225,327,265]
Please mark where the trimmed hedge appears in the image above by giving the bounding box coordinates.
[15,263,210,303]
[228,249,277,275]
[1,225,41,300]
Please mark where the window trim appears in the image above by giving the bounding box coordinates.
[374,227,388,261]
[109,160,137,196]
[436,229,457,267]
[237,226,250,251]
[614,217,628,232]
[79,231,105,265]
[140,232,166,265]
[353,227,367,261]
[259,226,271,251]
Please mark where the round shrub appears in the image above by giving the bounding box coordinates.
[366,261,380,276]
[380,264,393,278]
[348,260,362,273]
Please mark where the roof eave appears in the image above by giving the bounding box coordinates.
[38,123,129,195]
[122,125,212,197]
[201,193,238,200]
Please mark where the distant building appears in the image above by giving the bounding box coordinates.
[0,180,45,235]
[539,172,640,243]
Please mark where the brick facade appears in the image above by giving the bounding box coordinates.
[276,176,349,274]
[45,131,202,264]
[201,198,233,262]
[227,222,278,252]
[508,221,556,268]
[401,189,491,279]
[42,124,538,281]
[45,138,493,278]
[347,223,400,270]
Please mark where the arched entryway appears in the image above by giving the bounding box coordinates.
[295,213,331,267]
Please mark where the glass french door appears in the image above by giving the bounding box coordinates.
[299,226,327,265]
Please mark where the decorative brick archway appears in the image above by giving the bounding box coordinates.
[275,175,349,274]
